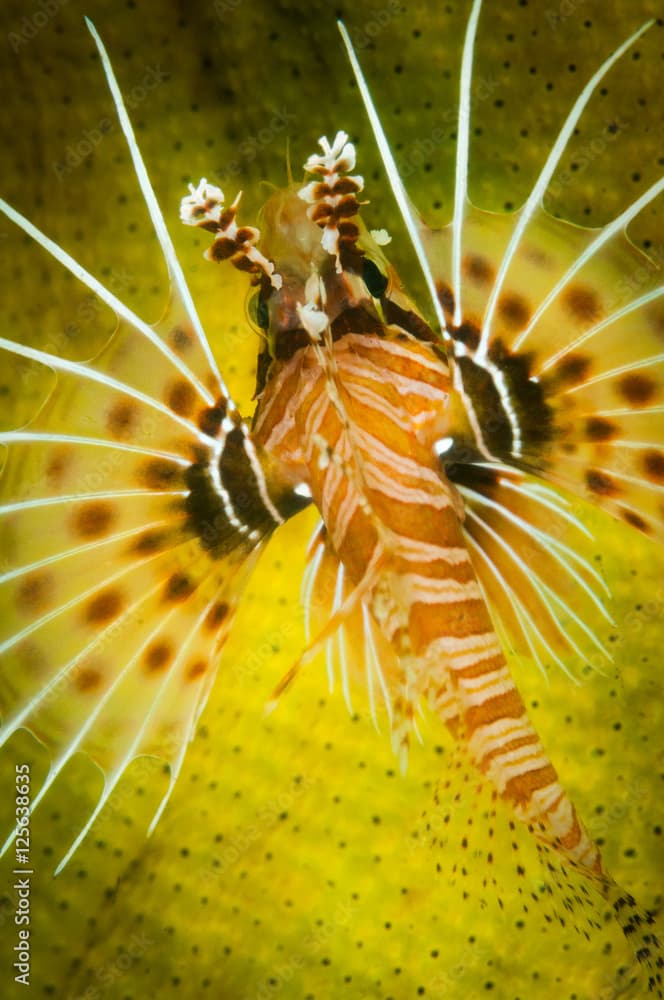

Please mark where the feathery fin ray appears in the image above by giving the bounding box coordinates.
[0,19,303,870]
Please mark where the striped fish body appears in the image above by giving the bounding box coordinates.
[253,327,601,876]
[1,8,662,991]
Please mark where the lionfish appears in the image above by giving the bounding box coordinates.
[0,0,662,990]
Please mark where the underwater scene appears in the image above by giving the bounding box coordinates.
[0,0,662,998]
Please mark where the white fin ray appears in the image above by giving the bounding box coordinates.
[0,198,215,406]
[302,521,397,727]
[0,516,181,585]
[461,495,597,655]
[0,336,218,447]
[465,531,551,680]
[452,0,484,326]
[455,466,611,678]
[53,586,221,875]
[84,18,228,400]
[337,20,449,338]
[0,534,197,733]
[464,513,581,684]
[0,430,193,464]
[464,483,611,625]
[539,287,664,378]
[0,572,174,858]
[515,177,664,352]
[0,489,186,517]
[477,19,654,359]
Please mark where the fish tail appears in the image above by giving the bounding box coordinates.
[429,635,603,874]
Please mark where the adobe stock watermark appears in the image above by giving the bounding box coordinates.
[200,774,317,887]
[544,0,590,31]
[398,74,501,179]
[545,118,629,201]
[52,65,169,180]
[213,0,243,18]
[18,265,132,391]
[214,108,296,182]
[241,898,356,1000]
[67,931,153,1000]
[8,0,69,53]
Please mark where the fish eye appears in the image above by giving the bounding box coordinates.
[362,257,388,298]
[248,292,270,330]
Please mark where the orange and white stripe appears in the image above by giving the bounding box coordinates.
[253,329,603,877]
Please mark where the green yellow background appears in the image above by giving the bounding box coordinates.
[0,0,662,997]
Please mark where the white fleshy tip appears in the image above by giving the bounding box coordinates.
[296,301,329,340]
[304,130,356,175]
[180,178,225,225]
[434,436,455,457]
[370,228,392,246]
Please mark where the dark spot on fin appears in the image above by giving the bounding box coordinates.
[497,292,531,330]
[584,417,618,442]
[186,659,207,681]
[75,667,103,693]
[16,573,54,613]
[620,508,650,533]
[163,572,195,603]
[618,373,658,407]
[167,380,197,417]
[550,353,592,389]
[563,284,603,323]
[84,588,125,624]
[73,501,115,538]
[108,401,138,439]
[586,469,620,497]
[436,281,455,316]
[131,529,173,555]
[643,450,664,483]
[451,321,481,351]
[171,326,194,352]
[204,601,229,631]
[143,640,174,673]
[198,397,227,437]
[463,254,494,286]
[139,460,182,490]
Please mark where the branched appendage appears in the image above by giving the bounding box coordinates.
[298,131,365,273]
[180,178,282,289]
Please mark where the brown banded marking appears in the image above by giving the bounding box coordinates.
[183,410,310,557]
[448,328,555,466]
[444,647,601,871]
